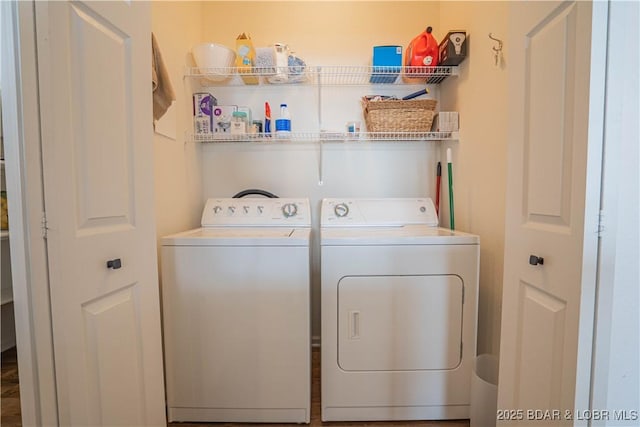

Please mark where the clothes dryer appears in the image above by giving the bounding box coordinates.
[321,198,479,421]
[162,198,311,423]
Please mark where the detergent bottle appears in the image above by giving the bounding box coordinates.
[275,103,291,138]
[405,26,440,68]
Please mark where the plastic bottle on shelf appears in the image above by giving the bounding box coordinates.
[275,103,291,138]
[405,26,439,75]
[264,102,272,137]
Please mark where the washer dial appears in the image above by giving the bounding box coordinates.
[282,203,298,218]
[334,203,349,218]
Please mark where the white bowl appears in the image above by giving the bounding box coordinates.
[191,43,236,81]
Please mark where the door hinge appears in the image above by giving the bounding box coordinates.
[597,210,605,237]
[41,212,48,239]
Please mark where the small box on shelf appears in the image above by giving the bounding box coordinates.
[193,93,217,136]
[370,46,402,84]
[431,112,459,132]
[439,31,467,66]
[212,105,238,138]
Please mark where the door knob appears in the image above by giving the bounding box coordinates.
[106,258,122,270]
[529,255,544,266]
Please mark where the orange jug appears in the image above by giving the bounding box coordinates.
[405,26,439,67]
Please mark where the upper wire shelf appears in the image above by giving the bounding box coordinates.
[317,65,458,85]
[184,65,459,86]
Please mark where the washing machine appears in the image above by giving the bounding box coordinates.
[320,198,479,421]
[161,198,311,423]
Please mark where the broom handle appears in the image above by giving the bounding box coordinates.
[447,148,455,230]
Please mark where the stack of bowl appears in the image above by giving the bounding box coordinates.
[191,42,236,82]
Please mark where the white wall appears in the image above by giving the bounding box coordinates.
[438,1,509,357]
[200,1,441,65]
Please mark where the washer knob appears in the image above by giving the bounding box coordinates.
[228,206,236,214]
[243,206,250,214]
[213,206,222,214]
[334,203,349,218]
[282,203,298,218]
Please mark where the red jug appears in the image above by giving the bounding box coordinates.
[406,26,439,67]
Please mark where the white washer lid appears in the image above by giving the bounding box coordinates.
[162,227,311,246]
[321,224,478,245]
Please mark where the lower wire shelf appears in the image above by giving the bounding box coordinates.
[189,131,459,144]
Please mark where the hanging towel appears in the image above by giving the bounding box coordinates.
[152,32,176,121]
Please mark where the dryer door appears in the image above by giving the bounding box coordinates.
[338,275,463,371]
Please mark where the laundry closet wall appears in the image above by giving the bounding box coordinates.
[152,3,204,245]
[438,1,509,357]
[151,1,509,355]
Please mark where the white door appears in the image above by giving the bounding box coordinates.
[35,1,166,425]
[498,0,605,424]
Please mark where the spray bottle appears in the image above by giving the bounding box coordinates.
[264,102,272,136]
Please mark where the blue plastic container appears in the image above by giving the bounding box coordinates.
[370,45,402,84]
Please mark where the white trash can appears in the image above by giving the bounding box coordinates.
[471,354,499,427]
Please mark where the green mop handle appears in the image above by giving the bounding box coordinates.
[447,148,455,230]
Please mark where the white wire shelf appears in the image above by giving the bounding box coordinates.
[189,131,459,143]
[317,65,458,85]
[184,65,458,86]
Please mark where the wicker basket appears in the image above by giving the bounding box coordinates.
[362,98,437,133]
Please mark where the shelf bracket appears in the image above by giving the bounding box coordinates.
[317,66,324,186]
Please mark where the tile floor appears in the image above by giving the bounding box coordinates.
[1,347,469,427]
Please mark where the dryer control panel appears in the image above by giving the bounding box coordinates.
[202,198,311,227]
[321,198,438,227]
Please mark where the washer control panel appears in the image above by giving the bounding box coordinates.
[202,198,311,226]
[321,198,438,227]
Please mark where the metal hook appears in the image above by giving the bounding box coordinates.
[488,33,503,52]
